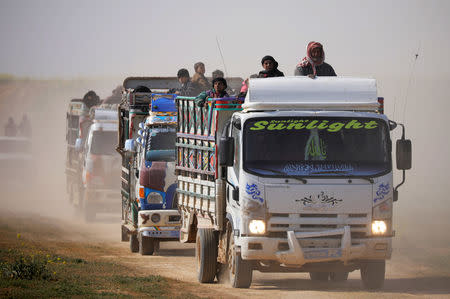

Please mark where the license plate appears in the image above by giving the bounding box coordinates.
[303,248,342,260]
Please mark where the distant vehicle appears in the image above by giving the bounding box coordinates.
[65,99,120,221]
[79,109,121,221]
[176,76,412,289]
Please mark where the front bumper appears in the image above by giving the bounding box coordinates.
[237,226,392,266]
[138,209,181,239]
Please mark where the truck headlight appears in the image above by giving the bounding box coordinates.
[147,192,163,204]
[372,220,387,235]
[249,220,266,234]
[151,213,161,223]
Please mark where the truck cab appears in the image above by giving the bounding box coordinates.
[131,94,180,255]
[176,76,412,289]
[80,107,121,221]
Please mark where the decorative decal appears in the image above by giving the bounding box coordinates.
[283,162,354,174]
[245,184,264,203]
[374,183,390,203]
[295,191,342,209]
[249,119,378,132]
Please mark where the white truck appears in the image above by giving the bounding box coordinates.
[175,77,412,289]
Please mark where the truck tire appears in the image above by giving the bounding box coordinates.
[139,235,155,255]
[228,231,252,288]
[130,234,139,253]
[360,260,385,290]
[309,272,329,281]
[196,228,217,283]
[330,271,349,281]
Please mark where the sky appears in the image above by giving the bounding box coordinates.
[0,0,449,80]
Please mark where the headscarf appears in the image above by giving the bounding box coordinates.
[297,41,325,76]
[261,55,279,69]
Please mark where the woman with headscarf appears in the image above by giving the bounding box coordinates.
[295,41,336,78]
[258,55,284,78]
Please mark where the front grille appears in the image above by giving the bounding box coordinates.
[268,212,369,239]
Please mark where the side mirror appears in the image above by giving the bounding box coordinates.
[232,118,241,130]
[396,139,412,170]
[219,136,234,166]
[75,138,83,152]
[124,139,135,152]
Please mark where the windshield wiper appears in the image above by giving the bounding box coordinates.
[253,167,307,184]
[310,170,374,184]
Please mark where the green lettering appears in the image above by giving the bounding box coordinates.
[294,121,306,129]
[306,120,319,129]
[365,121,378,129]
[317,120,329,130]
[287,122,297,130]
[268,123,286,130]
[250,121,268,130]
[327,122,345,132]
[345,119,364,129]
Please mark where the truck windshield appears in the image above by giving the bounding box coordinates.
[145,127,176,161]
[90,131,117,155]
[243,117,391,178]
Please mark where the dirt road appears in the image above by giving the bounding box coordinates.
[1,198,449,299]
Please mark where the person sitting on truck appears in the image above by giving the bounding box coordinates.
[82,90,101,109]
[258,55,284,78]
[4,117,17,137]
[195,77,229,108]
[18,114,32,137]
[212,69,224,80]
[294,41,337,78]
[192,62,209,92]
[175,68,200,97]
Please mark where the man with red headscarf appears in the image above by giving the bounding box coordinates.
[295,41,336,78]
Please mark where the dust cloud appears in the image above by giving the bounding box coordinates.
[0,74,449,278]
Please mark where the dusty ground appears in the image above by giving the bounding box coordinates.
[1,79,450,298]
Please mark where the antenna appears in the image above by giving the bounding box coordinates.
[216,36,228,77]
[402,42,421,124]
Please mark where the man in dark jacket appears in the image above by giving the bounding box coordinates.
[295,41,336,78]
[258,55,284,78]
[195,77,229,107]
[175,68,200,96]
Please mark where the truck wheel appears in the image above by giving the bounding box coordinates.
[330,271,349,281]
[228,233,252,288]
[360,260,385,290]
[196,228,217,283]
[309,272,329,281]
[139,235,155,255]
[130,234,139,253]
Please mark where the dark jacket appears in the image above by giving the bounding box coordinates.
[294,62,336,76]
[258,69,285,78]
[179,80,200,97]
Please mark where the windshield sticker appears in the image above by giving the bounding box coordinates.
[374,183,390,203]
[305,131,327,160]
[245,183,264,203]
[283,162,354,174]
[295,191,343,209]
[249,119,378,132]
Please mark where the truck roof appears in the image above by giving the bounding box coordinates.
[243,77,379,111]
